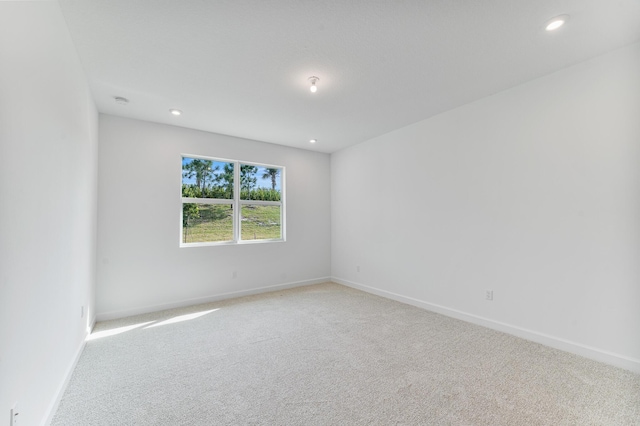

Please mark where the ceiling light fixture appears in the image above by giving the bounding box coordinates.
[114,96,129,105]
[170,109,182,116]
[545,15,569,31]
[308,76,319,93]
[310,139,317,144]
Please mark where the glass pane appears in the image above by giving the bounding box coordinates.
[240,164,281,201]
[182,157,233,199]
[241,205,281,240]
[182,203,233,243]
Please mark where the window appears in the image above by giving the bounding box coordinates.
[181,155,284,246]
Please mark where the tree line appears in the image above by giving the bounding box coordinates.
[182,159,281,201]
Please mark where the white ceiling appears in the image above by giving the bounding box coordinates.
[58,0,640,153]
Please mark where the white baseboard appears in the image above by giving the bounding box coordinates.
[42,318,94,426]
[332,276,640,374]
[96,277,331,322]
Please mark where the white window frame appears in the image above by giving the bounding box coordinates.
[180,154,286,247]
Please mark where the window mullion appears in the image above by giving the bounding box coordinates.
[182,197,232,205]
[233,161,240,242]
[238,200,281,206]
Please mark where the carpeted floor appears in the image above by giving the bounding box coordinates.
[51,283,640,425]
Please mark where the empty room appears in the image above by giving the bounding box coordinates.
[1,1,639,425]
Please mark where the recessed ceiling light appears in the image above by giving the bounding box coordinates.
[308,76,319,93]
[545,15,569,31]
[310,139,317,144]
[114,96,129,105]
[170,109,182,116]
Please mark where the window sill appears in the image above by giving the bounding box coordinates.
[180,238,285,248]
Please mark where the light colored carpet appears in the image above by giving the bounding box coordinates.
[52,283,640,425]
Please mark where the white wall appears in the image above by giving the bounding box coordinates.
[331,42,640,372]
[0,3,98,425]
[96,115,331,319]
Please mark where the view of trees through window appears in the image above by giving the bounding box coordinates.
[181,156,283,244]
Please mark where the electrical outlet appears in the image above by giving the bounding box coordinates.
[81,305,84,318]
[357,265,360,273]
[485,290,493,301]
[10,406,19,426]
[232,271,237,279]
